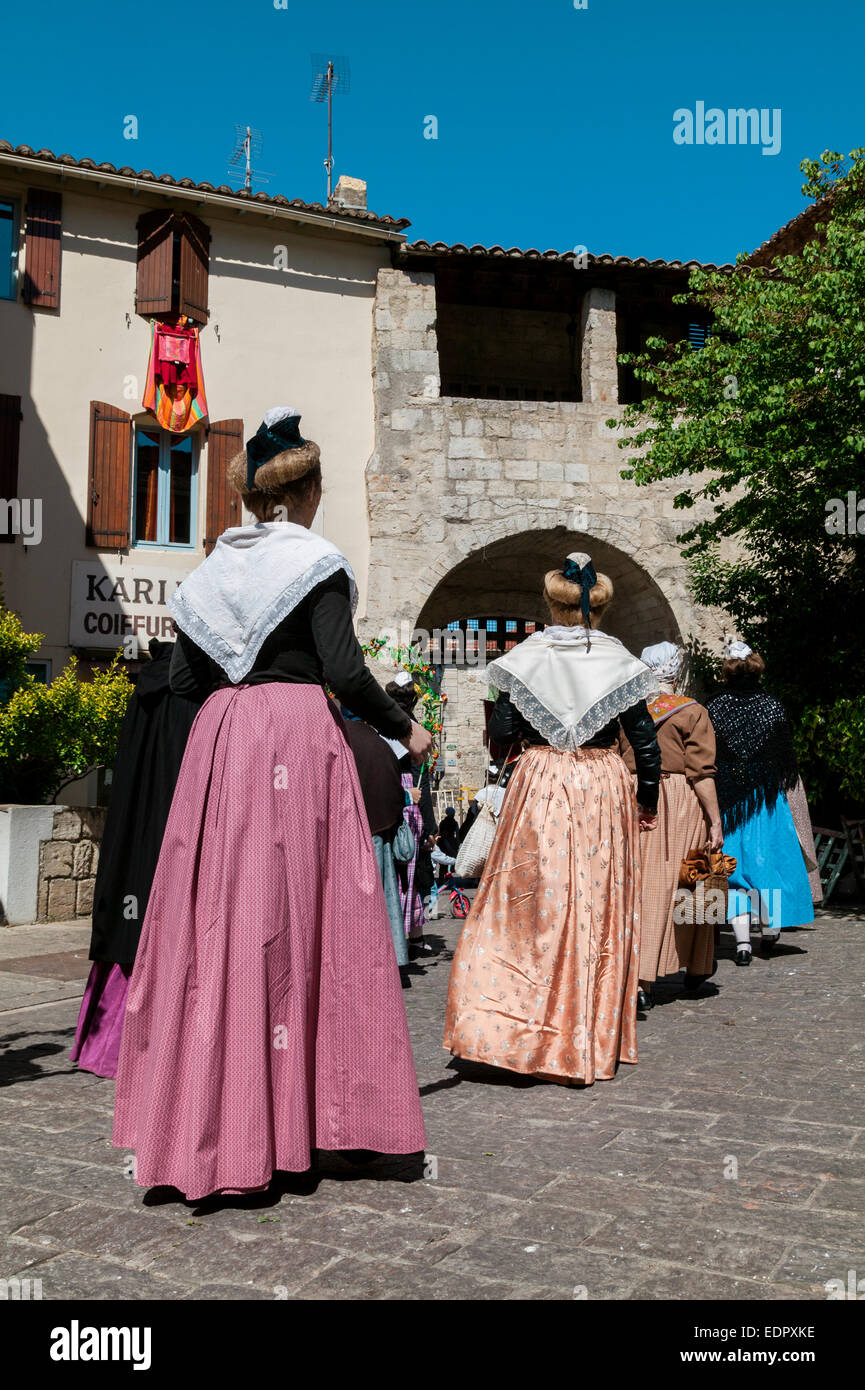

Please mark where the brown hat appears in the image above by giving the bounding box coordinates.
[227,406,320,497]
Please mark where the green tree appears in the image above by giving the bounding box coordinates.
[615,149,865,806]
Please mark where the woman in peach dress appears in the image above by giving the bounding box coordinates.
[443,553,661,1085]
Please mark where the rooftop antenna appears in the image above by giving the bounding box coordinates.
[227,125,271,193]
[310,54,351,203]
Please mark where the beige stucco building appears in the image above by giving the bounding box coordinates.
[0,142,404,680]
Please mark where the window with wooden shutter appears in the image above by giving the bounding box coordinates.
[136,209,210,323]
[22,189,62,308]
[136,209,175,317]
[0,394,22,545]
[204,419,243,554]
[178,214,210,325]
[87,402,132,549]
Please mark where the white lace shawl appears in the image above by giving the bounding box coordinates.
[168,521,358,682]
[488,627,657,750]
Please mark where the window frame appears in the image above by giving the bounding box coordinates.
[0,194,20,301]
[25,659,52,684]
[131,425,200,551]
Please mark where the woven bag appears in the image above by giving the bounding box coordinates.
[454,800,497,878]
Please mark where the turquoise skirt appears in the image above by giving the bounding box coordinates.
[723,793,814,929]
[373,831,408,965]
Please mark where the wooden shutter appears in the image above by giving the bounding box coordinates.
[204,419,243,553]
[136,209,174,317]
[0,395,22,545]
[22,189,62,308]
[178,213,210,324]
[87,402,132,549]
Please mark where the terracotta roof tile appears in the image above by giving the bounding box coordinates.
[0,140,410,232]
[400,240,734,272]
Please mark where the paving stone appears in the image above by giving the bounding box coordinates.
[669,1091,799,1118]
[791,1099,865,1129]
[0,1183,78,1236]
[658,1161,821,1206]
[808,1178,865,1212]
[14,1202,185,1264]
[294,1253,529,1301]
[745,1146,863,1181]
[542,1174,713,1222]
[624,1265,816,1301]
[704,1114,862,1150]
[494,1203,614,1247]
[275,1204,467,1264]
[4,1251,190,1300]
[417,1155,561,1199]
[139,1227,346,1294]
[438,1233,644,1297]
[584,1215,790,1280]
[178,1282,277,1300]
[771,1244,865,1293]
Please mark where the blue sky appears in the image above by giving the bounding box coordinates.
[2,0,863,264]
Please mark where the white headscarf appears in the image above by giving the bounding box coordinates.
[488,628,656,751]
[727,640,753,659]
[169,521,357,682]
[640,641,682,684]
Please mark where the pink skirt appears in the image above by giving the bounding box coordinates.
[71,962,132,1079]
[113,683,426,1201]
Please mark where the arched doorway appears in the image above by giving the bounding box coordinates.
[417,526,680,800]
[417,525,679,652]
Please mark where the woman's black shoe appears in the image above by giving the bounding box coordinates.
[762,934,779,954]
[735,949,752,967]
[637,987,654,1011]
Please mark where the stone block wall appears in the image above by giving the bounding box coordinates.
[364,263,727,796]
[37,807,105,922]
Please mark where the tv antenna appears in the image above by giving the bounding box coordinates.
[227,125,270,193]
[310,54,351,203]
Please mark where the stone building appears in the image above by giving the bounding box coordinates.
[364,243,732,795]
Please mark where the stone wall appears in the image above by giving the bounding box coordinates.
[364,263,726,795]
[37,807,105,922]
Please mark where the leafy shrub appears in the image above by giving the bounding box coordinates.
[0,621,132,805]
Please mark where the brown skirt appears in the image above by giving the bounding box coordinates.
[443,745,640,1085]
[637,772,714,983]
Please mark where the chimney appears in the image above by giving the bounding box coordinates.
[330,175,367,211]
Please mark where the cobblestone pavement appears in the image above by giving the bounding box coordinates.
[0,907,862,1301]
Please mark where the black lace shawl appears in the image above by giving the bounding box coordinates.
[706,687,799,832]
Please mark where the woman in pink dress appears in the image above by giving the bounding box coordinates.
[113,407,430,1200]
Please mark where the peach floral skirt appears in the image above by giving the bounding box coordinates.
[443,745,641,1085]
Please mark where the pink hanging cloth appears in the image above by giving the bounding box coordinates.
[142,318,208,432]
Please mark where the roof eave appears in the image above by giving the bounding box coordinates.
[0,148,409,244]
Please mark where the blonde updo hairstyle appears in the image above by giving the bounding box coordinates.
[227,440,322,522]
[544,552,614,628]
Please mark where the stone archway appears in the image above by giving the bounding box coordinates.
[416,524,680,653]
[415,524,682,800]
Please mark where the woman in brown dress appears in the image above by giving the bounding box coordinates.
[443,552,661,1086]
[619,642,723,1008]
